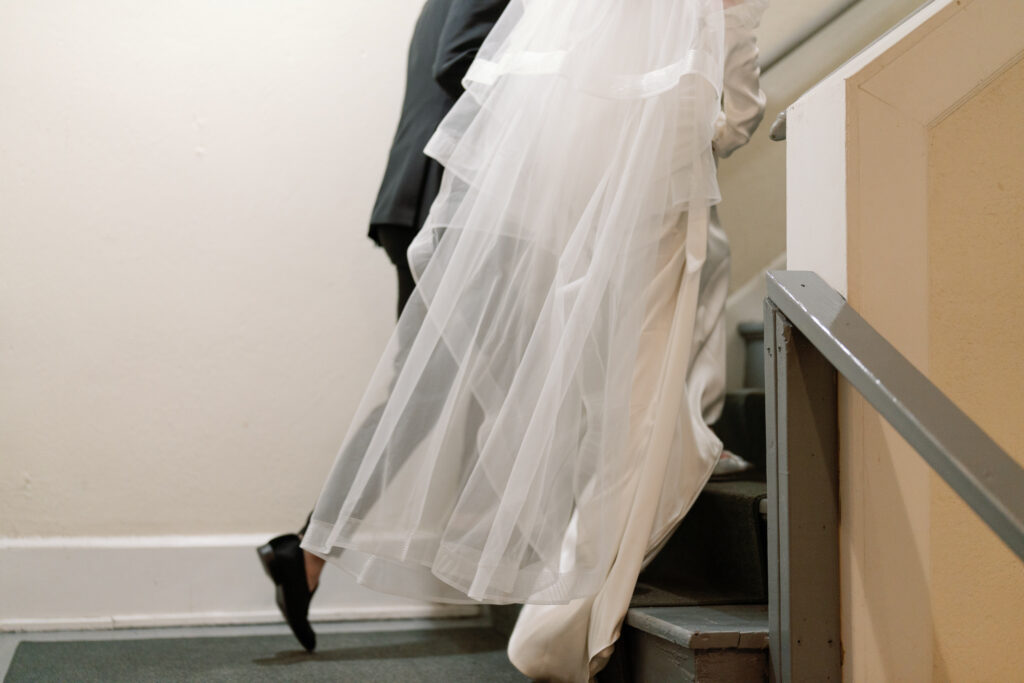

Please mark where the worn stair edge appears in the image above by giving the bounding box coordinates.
[625,604,769,650]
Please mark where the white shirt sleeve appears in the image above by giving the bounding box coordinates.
[713,0,768,158]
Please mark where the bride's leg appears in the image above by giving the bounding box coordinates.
[303,551,326,592]
[508,598,595,683]
[508,211,697,681]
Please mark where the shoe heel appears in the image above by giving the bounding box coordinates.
[256,534,316,652]
[257,542,283,583]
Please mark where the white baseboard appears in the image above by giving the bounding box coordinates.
[0,535,479,632]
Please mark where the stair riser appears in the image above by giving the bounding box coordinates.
[627,630,767,683]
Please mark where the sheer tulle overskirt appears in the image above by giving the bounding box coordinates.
[302,0,727,604]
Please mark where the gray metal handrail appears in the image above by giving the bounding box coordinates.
[763,269,1024,682]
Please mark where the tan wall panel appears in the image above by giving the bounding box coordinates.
[842,84,934,683]
[927,54,1024,682]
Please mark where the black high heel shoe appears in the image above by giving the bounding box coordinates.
[257,533,317,652]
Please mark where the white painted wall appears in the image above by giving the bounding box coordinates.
[0,0,457,627]
[0,0,937,539]
[0,534,476,631]
[0,1,421,538]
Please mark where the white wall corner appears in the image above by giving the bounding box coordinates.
[785,77,849,296]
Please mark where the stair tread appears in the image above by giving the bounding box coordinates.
[625,604,769,650]
[698,478,767,516]
[703,478,767,494]
[631,580,765,608]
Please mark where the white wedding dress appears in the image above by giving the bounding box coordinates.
[302,0,767,679]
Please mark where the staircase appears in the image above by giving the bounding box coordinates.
[601,385,769,682]
[612,604,769,682]
[493,324,771,682]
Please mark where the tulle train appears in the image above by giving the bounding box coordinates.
[302,0,728,604]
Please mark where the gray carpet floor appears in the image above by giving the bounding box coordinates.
[4,627,526,682]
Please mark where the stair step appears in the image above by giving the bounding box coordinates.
[617,604,769,682]
[711,389,767,472]
[627,604,769,650]
[640,479,768,606]
[631,580,759,608]
[738,321,766,390]
[499,387,771,676]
